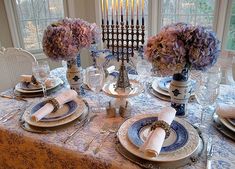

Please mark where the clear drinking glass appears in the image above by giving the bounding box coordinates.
[32,61,50,98]
[86,66,105,112]
[195,66,221,128]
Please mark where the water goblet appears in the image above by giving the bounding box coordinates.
[32,61,50,98]
[195,66,221,129]
[86,66,105,112]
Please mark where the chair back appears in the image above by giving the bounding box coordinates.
[0,47,36,92]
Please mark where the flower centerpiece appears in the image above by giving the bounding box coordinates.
[42,18,101,94]
[145,23,220,116]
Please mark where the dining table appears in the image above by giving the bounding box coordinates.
[0,67,234,169]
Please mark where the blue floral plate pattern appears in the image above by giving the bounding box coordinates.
[31,100,78,122]
[128,117,188,152]
[117,114,200,162]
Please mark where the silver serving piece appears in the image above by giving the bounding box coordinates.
[115,61,131,90]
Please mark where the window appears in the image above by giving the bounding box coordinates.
[225,0,235,51]
[9,0,66,53]
[160,0,216,29]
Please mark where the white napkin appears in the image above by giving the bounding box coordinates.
[20,75,33,83]
[140,107,176,157]
[216,103,235,119]
[31,90,77,121]
[20,75,55,88]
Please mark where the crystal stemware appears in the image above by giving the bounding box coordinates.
[194,66,221,129]
[32,61,50,98]
[86,66,105,112]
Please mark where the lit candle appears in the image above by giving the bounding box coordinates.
[112,0,114,22]
[106,0,108,23]
[137,0,139,20]
[120,0,123,16]
[142,0,144,25]
[116,0,118,23]
[101,0,104,21]
[142,0,144,17]
[131,0,134,20]
[126,0,128,21]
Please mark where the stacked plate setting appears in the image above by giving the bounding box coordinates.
[14,77,63,97]
[22,97,88,129]
[117,114,204,168]
[149,77,195,102]
[213,112,235,141]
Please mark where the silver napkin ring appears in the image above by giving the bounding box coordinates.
[45,98,60,113]
[150,120,171,139]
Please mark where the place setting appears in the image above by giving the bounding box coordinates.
[14,61,64,98]
[19,89,90,134]
[116,107,205,169]
[147,76,196,102]
[213,103,235,141]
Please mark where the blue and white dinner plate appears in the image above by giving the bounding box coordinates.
[117,114,200,162]
[23,97,87,128]
[31,100,78,122]
[128,117,188,153]
[158,77,172,92]
[156,77,196,93]
[15,77,63,94]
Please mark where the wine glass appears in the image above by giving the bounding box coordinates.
[195,66,221,128]
[86,66,105,112]
[32,61,50,98]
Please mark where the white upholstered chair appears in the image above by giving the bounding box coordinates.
[0,47,36,92]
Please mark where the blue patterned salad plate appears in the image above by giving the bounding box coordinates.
[31,100,78,122]
[128,117,188,152]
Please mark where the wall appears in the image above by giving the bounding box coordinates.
[0,0,13,47]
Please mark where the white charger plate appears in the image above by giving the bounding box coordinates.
[15,77,63,94]
[117,114,200,162]
[23,97,87,128]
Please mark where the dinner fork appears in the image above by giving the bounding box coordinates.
[83,122,110,151]
[93,122,119,154]
[63,113,97,144]
[206,137,214,169]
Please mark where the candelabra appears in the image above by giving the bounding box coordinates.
[101,10,145,90]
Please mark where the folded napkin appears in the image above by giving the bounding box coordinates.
[31,90,77,121]
[216,103,235,119]
[20,75,34,83]
[20,75,55,88]
[140,107,176,157]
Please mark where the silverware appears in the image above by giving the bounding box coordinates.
[84,122,110,151]
[93,122,119,154]
[63,113,97,144]
[206,137,214,169]
[0,94,28,102]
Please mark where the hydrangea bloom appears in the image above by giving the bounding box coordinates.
[42,18,101,61]
[145,23,220,76]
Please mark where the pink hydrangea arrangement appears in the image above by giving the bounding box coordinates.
[145,23,220,76]
[42,18,101,61]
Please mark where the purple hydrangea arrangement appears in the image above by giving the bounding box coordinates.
[145,23,220,76]
[42,18,101,61]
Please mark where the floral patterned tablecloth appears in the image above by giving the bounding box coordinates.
[0,67,234,169]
